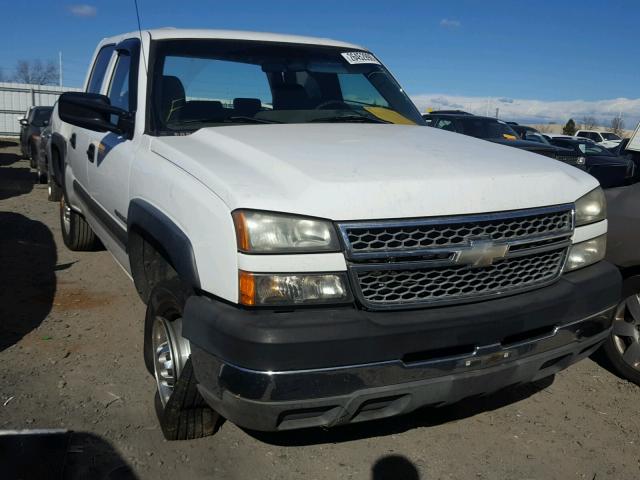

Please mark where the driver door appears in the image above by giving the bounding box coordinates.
[86,38,140,254]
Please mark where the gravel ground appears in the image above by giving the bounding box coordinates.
[0,139,638,479]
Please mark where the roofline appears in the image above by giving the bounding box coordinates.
[98,28,366,50]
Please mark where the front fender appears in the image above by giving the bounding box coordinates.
[127,198,201,290]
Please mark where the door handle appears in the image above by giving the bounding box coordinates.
[70,133,76,149]
[86,143,95,163]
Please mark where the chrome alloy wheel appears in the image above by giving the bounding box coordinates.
[611,294,640,370]
[61,198,71,233]
[152,316,191,407]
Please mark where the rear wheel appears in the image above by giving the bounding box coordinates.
[48,174,62,201]
[36,162,47,184]
[603,294,640,386]
[29,141,37,168]
[59,195,100,251]
[144,278,219,440]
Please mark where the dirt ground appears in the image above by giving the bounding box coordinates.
[0,139,638,480]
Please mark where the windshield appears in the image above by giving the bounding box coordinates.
[456,117,518,140]
[577,142,614,156]
[150,40,425,134]
[554,139,614,156]
[31,108,52,127]
[524,132,551,145]
[600,132,621,141]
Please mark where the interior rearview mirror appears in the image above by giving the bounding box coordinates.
[58,92,133,138]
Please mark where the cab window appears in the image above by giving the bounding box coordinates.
[108,53,132,112]
[87,45,115,94]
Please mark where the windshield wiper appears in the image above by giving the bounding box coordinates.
[310,114,390,124]
[170,116,282,126]
[227,116,282,124]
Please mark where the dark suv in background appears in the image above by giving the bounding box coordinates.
[548,137,635,188]
[18,106,52,165]
[424,113,585,169]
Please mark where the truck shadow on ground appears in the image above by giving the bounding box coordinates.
[0,148,34,200]
[0,211,57,352]
[0,143,56,352]
[0,430,137,480]
[246,375,554,447]
[0,139,19,149]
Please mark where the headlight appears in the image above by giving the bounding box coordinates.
[233,210,340,253]
[563,235,606,272]
[239,271,351,306]
[574,187,606,226]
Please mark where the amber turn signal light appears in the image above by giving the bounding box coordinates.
[238,270,256,306]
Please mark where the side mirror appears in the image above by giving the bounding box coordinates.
[58,92,133,138]
[19,118,28,126]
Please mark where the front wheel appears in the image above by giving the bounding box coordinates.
[144,278,220,440]
[602,294,640,386]
[48,175,62,201]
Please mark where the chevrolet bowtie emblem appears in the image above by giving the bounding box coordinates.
[454,238,509,267]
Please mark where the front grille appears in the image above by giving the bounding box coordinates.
[338,205,574,309]
[344,209,572,255]
[355,249,566,307]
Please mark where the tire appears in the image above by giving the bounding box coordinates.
[144,278,219,440]
[36,163,47,184]
[59,194,100,251]
[602,295,640,386]
[29,141,37,169]
[48,174,62,201]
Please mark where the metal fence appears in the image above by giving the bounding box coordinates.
[0,82,82,136]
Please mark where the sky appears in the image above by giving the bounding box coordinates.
[1,0,638,127]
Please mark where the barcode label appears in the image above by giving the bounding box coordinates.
[341,52,380,65]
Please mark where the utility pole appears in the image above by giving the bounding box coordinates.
[59,51,63,87]
[495,107,499,119]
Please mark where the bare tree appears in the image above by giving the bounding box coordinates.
[536,123,553,133]
[610,115,625,137]
[581,116,597,130]
[12,59,59,85]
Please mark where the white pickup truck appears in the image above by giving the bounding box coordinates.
[49,28,621,440]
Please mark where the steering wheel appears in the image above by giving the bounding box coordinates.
[315,100,352,110]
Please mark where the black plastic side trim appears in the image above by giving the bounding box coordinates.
[127,199,201,289]
[50,132,67,187]
[72,180,127,247]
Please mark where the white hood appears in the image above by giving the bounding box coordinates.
[150,124,598,220]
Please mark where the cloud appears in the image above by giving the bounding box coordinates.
[440,19,461,28]
[68,4,97,17]
[411,93,640,128]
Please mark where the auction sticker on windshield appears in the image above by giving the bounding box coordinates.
[341,52,380,65]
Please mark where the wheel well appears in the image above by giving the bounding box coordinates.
[128,228,178,303]
[51,144,62,186]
